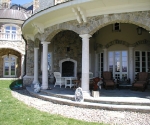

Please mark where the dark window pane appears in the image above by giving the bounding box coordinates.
[135,51,140,56]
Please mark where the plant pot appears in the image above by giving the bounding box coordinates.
[92,90,100,98]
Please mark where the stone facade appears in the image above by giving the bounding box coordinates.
[42,11,150,42]
[26,40,34,76]
[52,30,82,72]
[0,41,25,55]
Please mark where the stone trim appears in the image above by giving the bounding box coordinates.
[34,11,150,42]
[132,39,150,47]
[105,39,130,48]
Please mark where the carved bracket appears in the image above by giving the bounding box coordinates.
[32,22,44,34]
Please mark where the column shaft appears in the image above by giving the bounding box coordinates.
[129,47,134,83]
[41,42,50,89]
[21,55,25,78]
[33,48,39,84]
[80,34,91,96]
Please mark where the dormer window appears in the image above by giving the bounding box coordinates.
[113,23,121,32]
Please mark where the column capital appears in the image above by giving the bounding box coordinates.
[79,34,91,39]
[41,41,51,45]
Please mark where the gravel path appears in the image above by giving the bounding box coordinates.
[11,89,150,125]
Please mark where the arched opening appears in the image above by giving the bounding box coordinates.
[50,30,81,74]
[0,48,21,78]
[92,22,150,83]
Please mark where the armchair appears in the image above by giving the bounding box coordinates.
[132,72,148,91]
[102,71,115,89]
[54,72,65,88]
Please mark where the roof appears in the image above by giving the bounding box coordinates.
[0,9,31,20]
[22,2,33,9]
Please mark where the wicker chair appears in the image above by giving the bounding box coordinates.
[132,72,148,91]
[102,71,115,89]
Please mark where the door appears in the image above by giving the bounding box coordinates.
[108,51,128,82]
[3,56,17,77]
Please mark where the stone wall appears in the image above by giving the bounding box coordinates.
[52,30,82,73]
[26,40,34,76]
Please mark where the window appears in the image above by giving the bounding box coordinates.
[135,51,150,73]
[5,26,17,40]
[113,23,121,32]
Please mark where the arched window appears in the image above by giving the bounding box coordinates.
[5,26,17,40]
[3,55,17,77]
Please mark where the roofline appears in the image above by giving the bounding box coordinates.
[0,18,24,24]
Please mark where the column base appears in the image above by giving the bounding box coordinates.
[41,84,48,90]
[23,75,34,87]
[32,80,40,84]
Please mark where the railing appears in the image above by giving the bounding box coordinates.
[0,33,22,41]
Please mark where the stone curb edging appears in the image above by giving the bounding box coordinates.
[27,87,150,113]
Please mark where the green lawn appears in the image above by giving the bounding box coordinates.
[0,80,107,125]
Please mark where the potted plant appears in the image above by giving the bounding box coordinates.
[91,77,101,98]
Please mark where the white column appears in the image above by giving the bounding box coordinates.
[103,48,108,71]
[41,42,50,89]
[129,47,134,83]
[21,54,25,78]
[80,34,91,97]
[33,48,39,84]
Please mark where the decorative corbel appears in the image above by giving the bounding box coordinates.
[72,7,82,24]
[32,22,44,34]
[77,7,87,23]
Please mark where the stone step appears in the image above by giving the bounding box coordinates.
[39,89,150,106]
[26,87,150,113]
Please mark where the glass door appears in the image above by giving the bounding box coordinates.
[135,51,150,77]
[3,56,16,77]
[108,51,128,82]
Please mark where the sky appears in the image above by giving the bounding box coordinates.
[12,0,32,5]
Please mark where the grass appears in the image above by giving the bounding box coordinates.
[0,80,107,125]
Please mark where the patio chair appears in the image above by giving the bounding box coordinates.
[54,72,65,88]
[102,71,115,89]
[132,72,148,91]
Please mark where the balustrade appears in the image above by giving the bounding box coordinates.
[0,33,22,40]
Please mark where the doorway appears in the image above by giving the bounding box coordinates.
[3,55,17,77]
[108,51,128,81]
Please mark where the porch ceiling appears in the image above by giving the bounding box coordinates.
[22,0,150,35]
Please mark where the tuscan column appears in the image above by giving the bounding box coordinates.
[129,47,134,83]
[41,41,50,89]
[33,47,39,84]
[80,34,91,97]
[103,48,108,71]
[21,54,25,78]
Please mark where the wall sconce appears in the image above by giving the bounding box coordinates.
[137,27,142,35]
